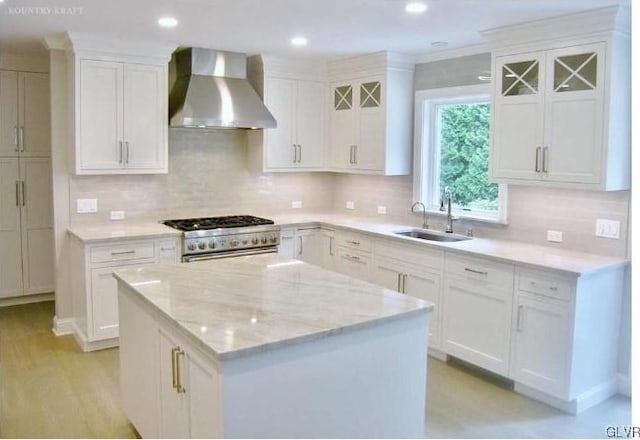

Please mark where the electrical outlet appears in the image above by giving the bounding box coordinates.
[547,230,563,243]
[346,201,355,210]
[110,210,125,220]
[76,198,97,213]
[291,201,302,209]
[596,219,620,239]
[377,206,387,214]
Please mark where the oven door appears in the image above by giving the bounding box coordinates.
[182,247,277,263]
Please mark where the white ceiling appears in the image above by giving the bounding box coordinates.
[0,0,631,59]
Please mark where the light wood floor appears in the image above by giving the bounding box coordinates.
[0,301,631,438]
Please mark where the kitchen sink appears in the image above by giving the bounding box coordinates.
[394,229,472,242]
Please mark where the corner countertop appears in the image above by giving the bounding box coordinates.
[67,222,181,243]
[113,254,433,361]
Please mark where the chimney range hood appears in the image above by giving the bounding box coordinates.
[169,48,276,129]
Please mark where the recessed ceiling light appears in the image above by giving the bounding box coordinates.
[405,2,427,14]
[291,36,308,47]
[158,16,178,28]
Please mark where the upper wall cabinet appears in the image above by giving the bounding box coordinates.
[327,52,414,175]
[0,71,50,158]
[247,56,327,172]
[64,33,176,175]
[484,6,630,191]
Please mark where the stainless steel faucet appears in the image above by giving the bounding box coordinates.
[440,187,455,233]
[411,201,429,229]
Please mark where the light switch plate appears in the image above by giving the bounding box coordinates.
[346,201,355,210]
[547,230,563,242]
[291,201,302,209]
[377,206,387,214]
[110,210,125,220]
[77,198,97,213]
[596,219,620,239]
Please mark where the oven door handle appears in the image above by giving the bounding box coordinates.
[182,247,277,262]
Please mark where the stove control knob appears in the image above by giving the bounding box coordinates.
[230,239,239,247]
[198,241,206,250]
[251,237,259,245]
[270,236,278,244]
[208,241,216,249]
[242,239,248,245]
[187,243,196,251]
[261,236,268,244]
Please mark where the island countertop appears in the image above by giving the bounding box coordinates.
[113,253,433,361]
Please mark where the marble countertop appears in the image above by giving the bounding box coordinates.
[67,222,181,242]
[113,254,433,361]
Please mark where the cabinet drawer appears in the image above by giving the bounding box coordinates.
[337,231,372,252]
[445,253,514,288]
[374,239,443,271]
[518,268,573,301]
[90,241,155,264]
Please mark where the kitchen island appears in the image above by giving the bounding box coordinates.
[114,254,433,438]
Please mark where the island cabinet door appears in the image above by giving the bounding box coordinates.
[158,328,222,438]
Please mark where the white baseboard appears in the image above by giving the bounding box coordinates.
[70,321,118,352]
[0,292,54,307]
[428,347,448,362]
[52,315,74,336]
[617,374,631,397]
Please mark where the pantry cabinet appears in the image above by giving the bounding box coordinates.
[65,34,175,175]
[486,7,630,190]
[247,56,326,171]
[0,157,53,298]
[327,52,414,175]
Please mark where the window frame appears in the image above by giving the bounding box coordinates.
[412,84,508,224]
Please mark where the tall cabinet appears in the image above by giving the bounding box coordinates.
[0,70,54,299]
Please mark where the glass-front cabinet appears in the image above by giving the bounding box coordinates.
[490,42,618,189]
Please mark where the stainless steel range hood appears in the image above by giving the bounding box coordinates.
[169,48,276,129]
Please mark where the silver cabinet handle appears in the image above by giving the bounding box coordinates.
[397,273,402,292]
[349,145,353,164]
[15,181,20,206]
[111,250,136,256]
[402,274,407,293]
[292,144,297,163]
[125,141,130,164]
[298,236,303,255]
[517,305,524,332]
[119,141,123,164]
[297,144,302,163]
[353,145,358,164]
[21,180,25,206]
[13,126,19,152]
[344,254,361,262]
[542,146,549,173]
[348,240,360,246]
[329,236,334,256]
[464,267,488,276]
[535,147,542,172]
[19,126,24,152]
[160,247,175,252]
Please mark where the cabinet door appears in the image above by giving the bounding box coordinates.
[158,330,190,439]
[443,277,513,376]
[0,158,23,297]
[265,77,296,169]
[403,269,442,351]
[20,158,53,294]
[329,82,356,169]
[320,229,338,272]
[295,228,322,266]
[19,72,50,157]
[0,71,19,157]
[278,228,296,258]
[157,239,179,264]
[512,294,571,399]
[296,80,325,168]
[337,247,370,282]
[356,79,385,171]
[90,262,147,341]
[79,60,124,170]
[186,346,221,438]
[491,52,546,181]
[123,63,166,170]
[543,43,605,184]
[371,258,403,293]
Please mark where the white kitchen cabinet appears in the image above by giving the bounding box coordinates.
[247,56,326,172]
[0,157,54,298]
[69,235,179,351]
[294,227,322,266]
[278,228,296,258]
[0,71,50,158]
[442,253,514,376]
[487,8,630,190]
[327,52,414,175]
[65,33,174,175]
[334,231,373,282]
[280,227,338,271]
[372,239,444,351]
[319,228,338,272]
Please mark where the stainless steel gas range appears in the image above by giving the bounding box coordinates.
[162,215,281,262]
